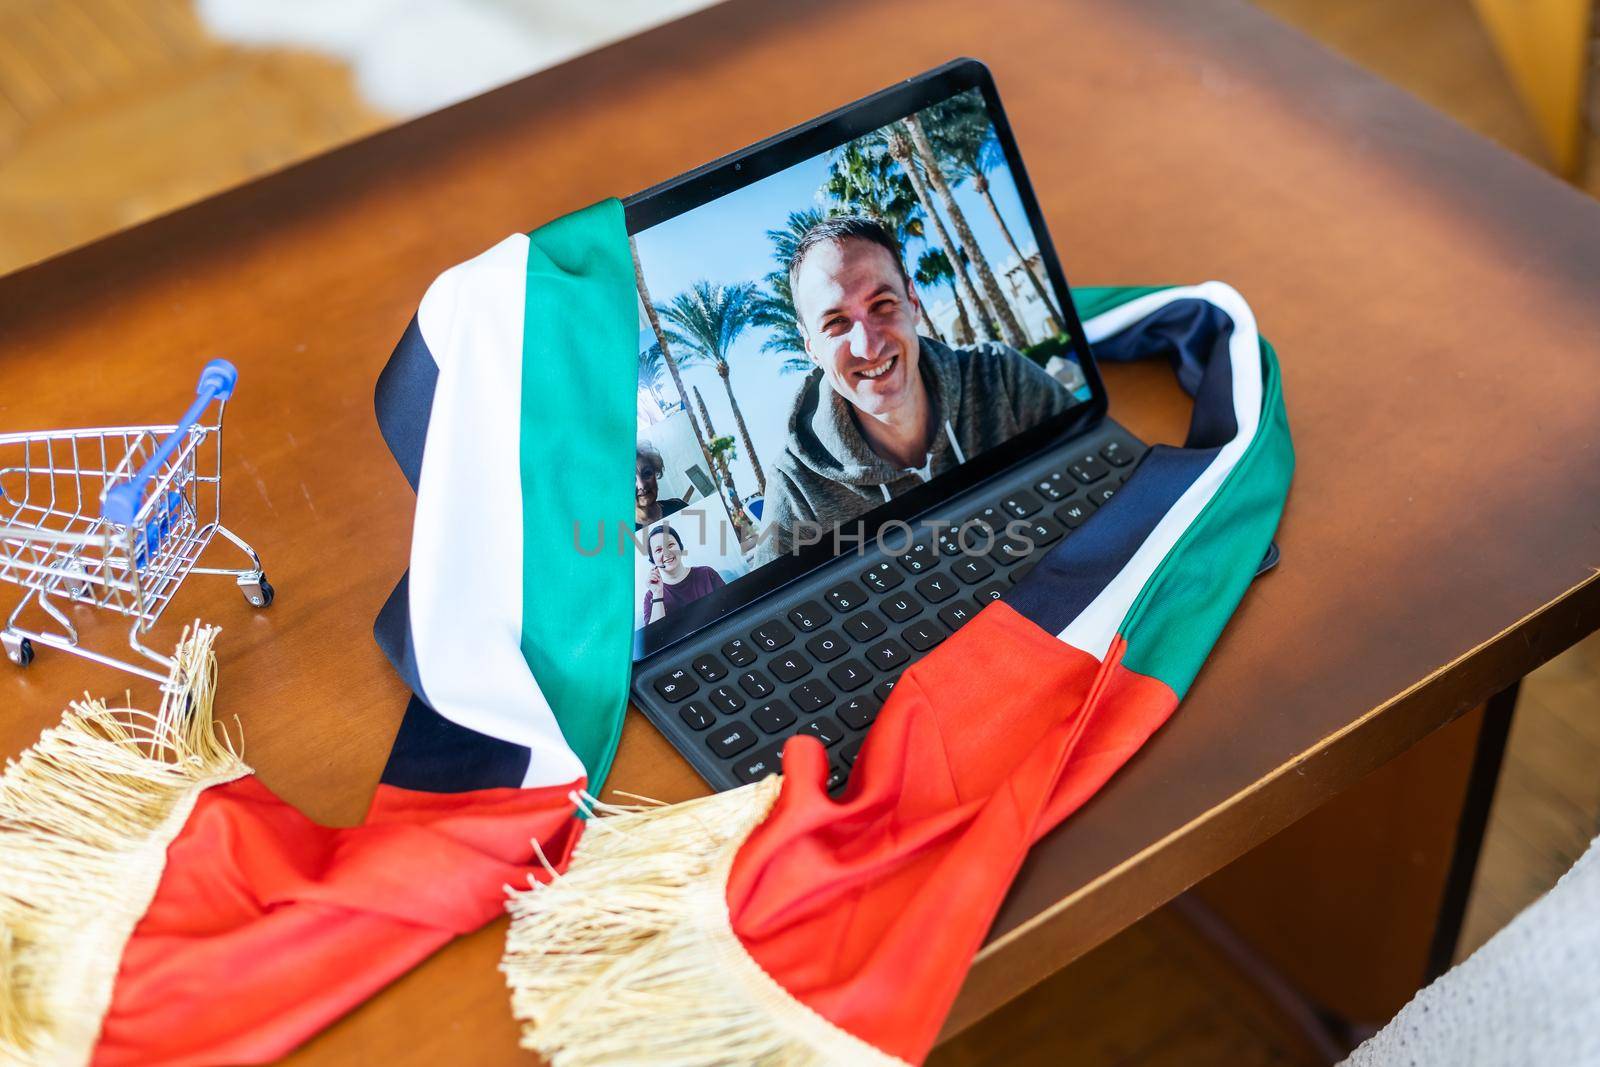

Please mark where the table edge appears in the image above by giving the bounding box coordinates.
[943,568,1600,1036]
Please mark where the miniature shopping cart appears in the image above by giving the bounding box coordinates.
[0,359,272,682]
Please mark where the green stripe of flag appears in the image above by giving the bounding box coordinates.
[1072,285,1174,323]
[1118,335,1294,696]
[518,199,636,789]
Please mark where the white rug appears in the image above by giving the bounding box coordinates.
[1343,833,1600,1065]
[196,0,721,115]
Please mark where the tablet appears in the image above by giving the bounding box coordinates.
[628,58,1104,657]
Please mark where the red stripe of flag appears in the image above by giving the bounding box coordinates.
[93,779,581,1066]
[728,604,1178,1064]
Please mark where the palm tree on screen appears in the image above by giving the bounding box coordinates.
[691,385,748,526]
[754,273,815,374]
[903,113,1029,348]
[639,342,673,410]
[926,94,1062,335]
[870,121,997,342]
[754,210,826,373]
[657,280,767,495]
[824,142,944,341]
[825,143,922,238]
[631,236,721,494]
[914,248,976,345]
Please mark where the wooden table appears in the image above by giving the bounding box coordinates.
[3,0,1599,1061]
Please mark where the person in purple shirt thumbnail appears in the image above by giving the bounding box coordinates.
[641,524,726,626]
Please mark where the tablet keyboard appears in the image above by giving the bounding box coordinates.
[633,421,1145,793]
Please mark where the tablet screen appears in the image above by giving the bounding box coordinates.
[629,67,1095,647]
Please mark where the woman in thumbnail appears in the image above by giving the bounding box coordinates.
[636,441,689,529]
[641,524,726,626]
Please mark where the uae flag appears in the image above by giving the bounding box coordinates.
[0,203,639,1066]
[0,200,1289,1066]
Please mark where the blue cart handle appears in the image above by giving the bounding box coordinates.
[102,359,238,526]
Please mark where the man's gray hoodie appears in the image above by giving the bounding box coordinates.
[753,336,1074,563]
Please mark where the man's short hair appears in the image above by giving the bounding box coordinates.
[787,215,909,323]
[636,440,665,476]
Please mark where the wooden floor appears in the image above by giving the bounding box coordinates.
[0,0,386,274]
[930,905,1330,1067]
[1460,633,1600,955]
[1253,0,1600,199]
[1,0,1597,1063]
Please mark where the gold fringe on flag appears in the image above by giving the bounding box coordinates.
[0,625,250,1066]
[501,776,910,1067]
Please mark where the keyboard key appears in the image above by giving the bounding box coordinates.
[867,637,910,670]
[935,523,965,556]
[770,652,811,684]
[1034,471,1076,502]
[974,581,1008,605]
[1068,453,1111,484]
[951,555,996,584]
[895,539,939,575]
[902,619,946,652]
[989,532,1033,566]
[914,573,957,604]
[873,678,898,702]
[798,716,845,747]
[652,668,697,703]
[928,575,960,607]
[940,518,996,557]
[860,561,904,593]
[825,581,869,613]
[750,620,794,653]
[1023,514,1066,549]
[707,686,745,715]
[734,745,784,784]
[827,659,872,692]
[1011,562,1036,584]
[787,600,830,632]
[751,699,797,734]
[722,638,757,668]
[837,695,880,730]
[826,764,849,791]
[1089,484,1117,506]
[843,609,887,643]
[1054,500,1094,528]
[841,737,865,766]
[966,505,1005,536]
[793,679,836,713]
[678,701,715,731]
[708,722,756,758]
[691,654,727,684]
[1100,440,1136,467]
[1000,489,1043,519]
[882,591,922,623]
[737,670,774,699]
[938,602,976,630]
[806,630,848,663]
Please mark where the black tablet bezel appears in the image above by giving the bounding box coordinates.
[626,57,1108,660]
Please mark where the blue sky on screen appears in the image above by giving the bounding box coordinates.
[633,106,1049,502]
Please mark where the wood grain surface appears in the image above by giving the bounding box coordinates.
[2,0,1599,1061]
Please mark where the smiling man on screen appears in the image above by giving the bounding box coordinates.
[754,215,1073,562]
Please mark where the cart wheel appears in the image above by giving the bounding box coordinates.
[240,574,274,608]
[3,635,33,668]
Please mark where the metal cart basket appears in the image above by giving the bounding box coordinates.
[0,359,272,682]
